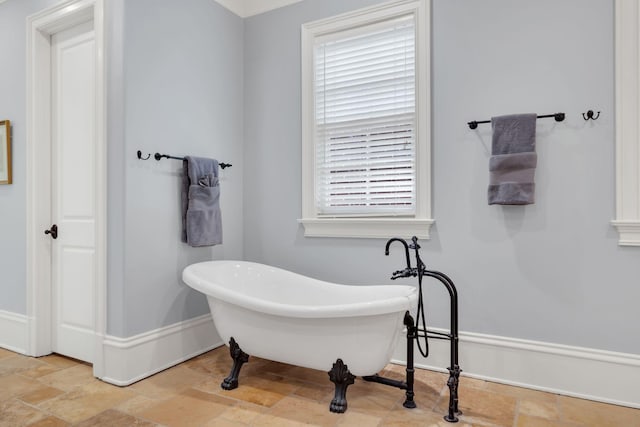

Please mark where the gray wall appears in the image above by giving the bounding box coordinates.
[243,0,640,355]
[0,0,244,338]
[0,0,60,315]
[117,0,244,336]
[3,0,638,354]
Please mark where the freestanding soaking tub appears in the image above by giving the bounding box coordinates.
[182,260,418,412]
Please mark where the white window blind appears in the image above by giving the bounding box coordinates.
[314,15,416,216]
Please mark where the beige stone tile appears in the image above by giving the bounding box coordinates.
[128,365,209,399]
[267,395,343,427]
[137,388,236,427]
[0,347,18,359]
[38,354,82,369]
[38,379,135,423]
[291,378,334,403]
[73,409,158,427]
[0,374,44,402]
[366,365,443,411]
[382,421,473,427]
[195,346,227,358]
[264,362,330,385]
[218,401,267,424]
[116,394,161,415]
[185,359,230,379]
[242,372,299,395]
[381,406,473,427]
[27,416,70,427]
[211,367,333,404]
[413,368,449,391]
[357,376,407,399]
[515,414,576,427]
[183,346,227,368]
[18,385,66,405]
[209,382,289,407]
[411,375,447,411]
[384,364,449,395]
[517,399,559,421]
[262,360,290,372]
[250,413,315,427]
[184,346,264,385]
[203,417,248,427]
[368,366,403,380]
[344,379,402,418]
[18,363,63,379]
[398,367,482,393]
[485,381,557,404]
[183,348,233,377]
[0,355,48,376]
[436,385,516,426]
[4,345,640,427]
[0,399,48,427]
[382,364,468,414]
[558,395,640,427]
[241,356,277,377]
[37,364,96,392]
[192,376,227,394]
[457,376,488,392]
[336,410,382,426]
[195,369,299,408]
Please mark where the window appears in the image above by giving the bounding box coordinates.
[300,0,432,238]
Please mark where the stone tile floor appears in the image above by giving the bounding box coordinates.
[1,346,639,426]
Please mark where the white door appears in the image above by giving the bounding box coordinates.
[50,20,96,363]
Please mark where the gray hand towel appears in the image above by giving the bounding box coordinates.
[181,156,222,247]
[488,114,537,205]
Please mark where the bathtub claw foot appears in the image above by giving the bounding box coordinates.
[328,359,355,413]
[221,337,249,391]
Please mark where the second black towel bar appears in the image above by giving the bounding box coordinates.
[467,112,565,130]
[137,151,232,169]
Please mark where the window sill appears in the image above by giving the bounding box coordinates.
[611,221,640,246]
[298,217,434,239]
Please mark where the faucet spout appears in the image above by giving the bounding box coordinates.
[385,237,412,270]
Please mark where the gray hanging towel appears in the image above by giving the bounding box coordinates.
[488,114,537,205]
[181,156,222,247]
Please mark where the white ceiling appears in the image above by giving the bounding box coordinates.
[214,0,303,18]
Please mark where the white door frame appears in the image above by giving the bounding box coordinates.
[26,0,106,377]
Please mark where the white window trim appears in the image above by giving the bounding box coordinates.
[299,0,432,239]
[613,0,640,246]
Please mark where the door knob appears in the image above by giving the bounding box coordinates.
[45,224,58,239]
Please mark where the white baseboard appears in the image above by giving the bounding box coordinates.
[101,314,223,386]
[0,309,29,354]
[392,328,640,409]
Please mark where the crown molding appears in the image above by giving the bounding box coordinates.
[214,0,302,18]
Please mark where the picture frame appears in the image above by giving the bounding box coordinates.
[0,120,11,185]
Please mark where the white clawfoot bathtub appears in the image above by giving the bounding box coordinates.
[182,260,418,376]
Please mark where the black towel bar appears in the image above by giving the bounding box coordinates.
[467,112,565,130]
[137,150,232,169]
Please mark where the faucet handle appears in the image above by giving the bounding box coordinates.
[391,268,416,280]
